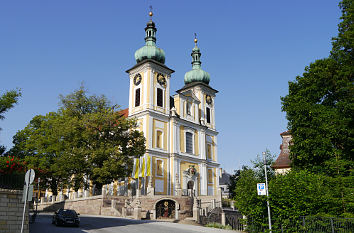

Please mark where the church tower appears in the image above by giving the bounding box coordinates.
[125,10,219,197]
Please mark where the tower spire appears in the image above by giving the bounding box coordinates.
[184,34,210,85]
[134,6,165,64]
[191,34,201,69]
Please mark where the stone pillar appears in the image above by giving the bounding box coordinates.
[102,186,106,197]
[175,203,180,220]
[122,199,128,217]
[211,199,216,209]
[175,173,182,196]
[52,195,56,203]
[231,200,235,210]
[58,191,63,201]
[136,189,141,198]
[152,209,156,220]
[147,176,155,196]
[84,190,90,198]
[193,198,200,222]
[133,200,142,220]
[221,212,226,226]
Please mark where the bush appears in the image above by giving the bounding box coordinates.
[205,222,233,230]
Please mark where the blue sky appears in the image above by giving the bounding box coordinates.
[1,0,341,173]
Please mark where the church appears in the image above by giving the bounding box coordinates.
[123,10,220,197]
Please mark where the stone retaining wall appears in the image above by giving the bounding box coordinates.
[36,195,104,215]
[0,188,29,233]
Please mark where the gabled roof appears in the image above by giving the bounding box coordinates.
[177,81,218,94]
[178,89,200,103]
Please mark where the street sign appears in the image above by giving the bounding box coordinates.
[22,185,33,202]
[257,183,266,195]
[25,169,35,185]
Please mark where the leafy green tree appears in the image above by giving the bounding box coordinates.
[0,89,21,122]
[0,89,21,155]
[281,1,353,175]
[233,151,275,230]
[10,86,145,194]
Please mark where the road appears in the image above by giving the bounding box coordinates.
[30,213,241,233]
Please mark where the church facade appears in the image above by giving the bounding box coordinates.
[125,13,220,197]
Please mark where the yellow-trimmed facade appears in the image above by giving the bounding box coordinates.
[125,59,220,197]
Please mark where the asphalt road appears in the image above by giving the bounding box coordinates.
[30,213,240,233]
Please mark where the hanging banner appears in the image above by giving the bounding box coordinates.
[132,155,152,178]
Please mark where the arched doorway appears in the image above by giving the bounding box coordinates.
[156,200,176,219]
[187,180,194,190]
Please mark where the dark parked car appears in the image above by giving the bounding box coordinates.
[52,209,80,227]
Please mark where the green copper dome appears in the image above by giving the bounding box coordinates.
[135,20,165,64]
[184,42,210,85]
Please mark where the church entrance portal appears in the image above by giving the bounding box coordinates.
[156,200,175,219]
[187,181,194,190]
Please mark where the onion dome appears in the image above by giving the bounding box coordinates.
[184,37,210,85]
[134,10,165,64]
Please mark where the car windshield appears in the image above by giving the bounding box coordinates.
[60,210,77,217]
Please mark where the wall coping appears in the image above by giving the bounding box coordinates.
[0,188,23,194]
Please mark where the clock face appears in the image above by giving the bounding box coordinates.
[134,74,142,86]
[157,74,166,87]
[206,95,212,105]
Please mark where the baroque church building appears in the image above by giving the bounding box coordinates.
[125,12,220,197]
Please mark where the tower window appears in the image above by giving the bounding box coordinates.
[208,169,213,183]
[156,130,163,149]
[187,102,192,115]
[206,107,211,123]
[156,160,163,176]
[135,88,140,107]
[207,144,212,159]
[157,88,163,107]
[186,132,193,154]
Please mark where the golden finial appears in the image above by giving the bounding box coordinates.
[194,33,198,45]
[149,5,153,18]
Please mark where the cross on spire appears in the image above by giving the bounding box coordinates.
[149,5,153,19]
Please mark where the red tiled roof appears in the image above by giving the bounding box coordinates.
[119,108,129,118]
[280,130,291,136]
[272,152,291,169]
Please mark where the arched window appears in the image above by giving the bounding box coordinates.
[156,160,163,176]
[208,169,213,184]
[207,144,212,159]
[206,107,211,123]
[157,88,163,107]
[186,132,193,154]
[135,88,140,107]
[156,130,163,149]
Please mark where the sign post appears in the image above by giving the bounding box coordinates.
[21,169,35,233]
[257,183,266,195]
[262,151,272,233]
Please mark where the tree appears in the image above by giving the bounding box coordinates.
[233,151,275,230]
[229,150,275,199]
[10,86,146,194]
[281,1,353,175]
[0,89,21,155]
[0,89,21,122]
